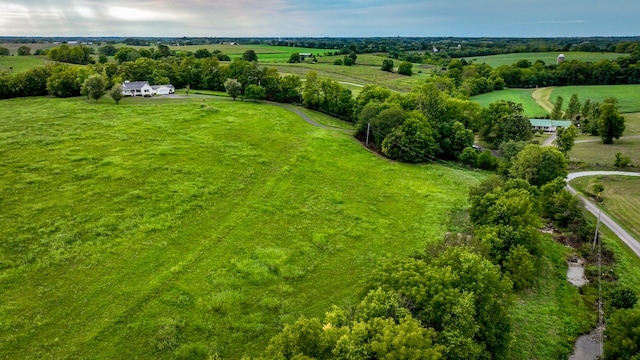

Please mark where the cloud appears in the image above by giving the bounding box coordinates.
[0,0,639,37]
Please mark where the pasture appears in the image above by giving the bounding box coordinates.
[570,138,640,168]
[549,84,640,114]
[0,55,49,73]
[464,52,627,68]
[471,88,549,117]
[0,96,482,358]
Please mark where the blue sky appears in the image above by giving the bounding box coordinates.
[1,0,639,37]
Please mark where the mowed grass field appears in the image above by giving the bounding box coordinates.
[569,175,640,245]
[464,52,627,68]
[0,96,483,358]
[549,84,640,114]
[471,89,549,117]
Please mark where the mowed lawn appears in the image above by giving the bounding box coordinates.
[0,96,482,358]
[464,52,627,68]
[471,88,549,117]
[569,175,640,242]
[549,84,640,114]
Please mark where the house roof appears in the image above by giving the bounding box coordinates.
[122,81,151,90]
[529,119,572,127]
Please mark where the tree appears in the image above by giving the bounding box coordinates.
[0,46,9,56]
[592,183,604,201]
[288,53,301,63]
[499,140,528,162]
[381,59,394,72]
[224,78,242,100]
[98,55,108,64]
[509,144,568,187]
[599,101,625,144]
[82,74,106,101]
[193,48,211,59]
[333,59,342,65]
[109,85,124,104]
[477,150,499,170]
[550,96,564,119]
[98,44,117,56]
[17,46,31,56]
[554,124,578,155]
[243,84,266,102]
[459,147,478,167]
[242,50,258,62]
[302,71,321,108]
[604,308,640,359]
[381,116,439,162]
[565,94,581,121]
[46,65,80,98]
[398,61,413,76]
[342,57,355,66]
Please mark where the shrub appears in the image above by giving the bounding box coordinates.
[608,285,638,309]
[333,59,343,66]
[397,61,413,76]
[614,152,632,167]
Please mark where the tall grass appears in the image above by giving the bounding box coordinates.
[0,96,482,358]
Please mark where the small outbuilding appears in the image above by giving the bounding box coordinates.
[151,84,175,95]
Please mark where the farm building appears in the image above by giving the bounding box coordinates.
[299,53,313,59]
[529,119,572,133]
[122,81,174,96]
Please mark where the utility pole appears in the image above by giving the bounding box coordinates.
[593,211,604,358]
[365,123,371,147]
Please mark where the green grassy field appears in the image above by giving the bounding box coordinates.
[464,52,627,68]
[570,175,640,242]
[570,138,640,167]
[0,96,483,358]
[549,85,640,114]
[471,88,549,117]
[269,62,428,92]
[0,55,50,73]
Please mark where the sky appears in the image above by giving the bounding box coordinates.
[1,0,639,38]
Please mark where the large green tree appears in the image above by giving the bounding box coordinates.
[398,61,413,76]
[46,65,80,98]
[381,59,394,72]
[554,124,578,155]
[224,78,242,100]
[17,46,31,56]
[108,85,124,104]
[381,115,439,162]
[509,144,568,187]
[242,49,258,62]
[599,100,625,144]
[81,74,106,101]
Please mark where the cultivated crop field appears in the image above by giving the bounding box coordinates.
[0,96,483,358]
[463,52,627,68]
[471,89,549,117]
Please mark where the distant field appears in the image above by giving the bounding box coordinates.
[570,175,640,242]
[271,62,428,92]
[549,85,640,114]
[0,96,482,358]
[471,88,549,117]
[0,55,49,73]
[0,43,53,55]
[464,52,627,68]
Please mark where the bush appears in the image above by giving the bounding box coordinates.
[477,150,498,170]
[397,61,413,76]
[614,152,632,167]
[343,57,354,66]
[333,59,343,66]
[459,146,478,167]
[381,59,394,72]
[608,285,638,309]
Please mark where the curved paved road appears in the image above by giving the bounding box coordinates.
[566,171,640,258]
[575,135,640,144]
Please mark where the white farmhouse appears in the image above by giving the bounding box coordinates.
[122,81,175,96]
[122,81,153,97]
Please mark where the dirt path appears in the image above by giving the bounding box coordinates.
[532,87,556,113]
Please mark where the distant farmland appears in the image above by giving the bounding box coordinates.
[464,52,627,68]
